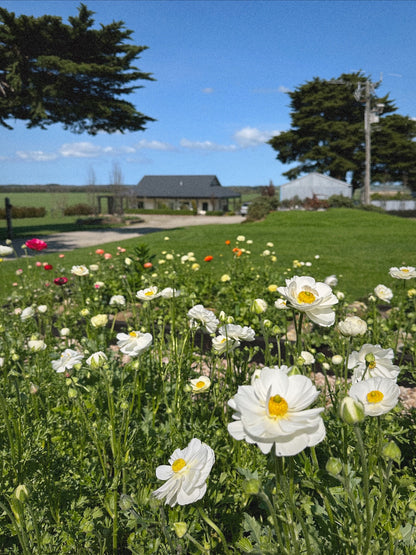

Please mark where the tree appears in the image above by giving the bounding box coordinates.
[269,72,416,191]
[0,4,154,134]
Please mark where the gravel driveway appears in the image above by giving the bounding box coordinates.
[13,214,246,253]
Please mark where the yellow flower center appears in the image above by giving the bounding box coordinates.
[268,395,289,419]
[297,290,316,304]
[368,361,376,370]
[196,381,205,388]
[172,458,186,472]
[401,268,409,273]
[367,390,384,403]
[129,331,137,337]
[145,290,155,296]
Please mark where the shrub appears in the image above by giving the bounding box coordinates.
[246,197,274,221]
[63,203,95,216]
[328,194,355,208]
[0,206,46,219]
[303,195,329,210]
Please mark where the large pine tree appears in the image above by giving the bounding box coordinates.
[0,4,154,134]
[269,72,416,191]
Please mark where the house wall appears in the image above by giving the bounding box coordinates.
[280,182,351,201]
[136,197,230,211]
[371,199,416,211]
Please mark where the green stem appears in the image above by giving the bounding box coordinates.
[354,425,372,554]
[198,506,231,555]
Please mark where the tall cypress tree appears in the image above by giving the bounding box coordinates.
[0,4,154,134]
[269,72,416,191]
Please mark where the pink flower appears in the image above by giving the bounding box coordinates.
[59,254,65,259]
[25,238,47,251]
[36,261,42,267]
[104,253,112,260]
[44,264,53,270]
[54,277,68,286]
[95,249,105,255]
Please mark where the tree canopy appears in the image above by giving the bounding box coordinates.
[269,72,416,191]
[0,3,154,134]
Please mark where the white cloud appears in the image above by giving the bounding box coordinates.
[59,142,135,158]
[278,85,291,93]
[252,85,291,94]
[233,127,280,147]
[202,87,214,94]
[16,150,58,162]
[180,138,237,151]
[136,139,176,151]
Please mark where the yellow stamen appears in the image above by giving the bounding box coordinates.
[268,395,289,419]
[297,290,316,304]
[129,331,137,337]
[367,390,384,403]
[368,361,376,370]
[145,291,154,296]
[172,458,186,472]
[196,381,205,388]
[401,268,409,273]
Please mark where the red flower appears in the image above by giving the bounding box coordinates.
[54,277,68,286]
[44,264,53,271]
[204,255,213,262]
[25,238,47,251]
[143,262,153,269]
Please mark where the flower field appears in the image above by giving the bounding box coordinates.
[0,232,415,553]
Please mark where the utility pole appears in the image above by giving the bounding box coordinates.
[354,77,384,205]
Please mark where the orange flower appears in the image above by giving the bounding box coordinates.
[232,248,243,257]
[225,240,231,245]
[143,262,153,269]
[95,249,105,255]
[104,253,112,260]
[204,255,213,262]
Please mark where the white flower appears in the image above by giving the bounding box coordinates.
[109,295,126,307]
[89,264,99,272]
[324,274,338,287]
[0,245,13,256]
[160,287,181,298]
[116,331,152,356]
[348,344,400,383]
[251,298,268,314]
[374,284,393,303]
[277,276,338,327]
[152,438,215,506]
[338,316,367,337]
[228,367,325,456]
[37,305,48,313]
[220,274,231,282]
[300,351,315,365]
[20,307,35,321]
[60,327,70,337]
[136,286,161,301]
[86,351,108,368]
[336,291,345,300]
[94,281,105,289]
[71,265,89,276]
[332,355,343,365]
[266,242,274,247]
[187,304,219,334]
[28,339,46,352]
[274,298,289,310]
[236,235,245,242]
[389,266,416,280]
[251,365,291,385]
[90,314,108,328]
[212,335,240,354]
[219,324,255,342]
[349,377,400,416]
[189,376,211,393]
[52,349,84,373]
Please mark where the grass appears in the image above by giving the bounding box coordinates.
[0,208,414,301]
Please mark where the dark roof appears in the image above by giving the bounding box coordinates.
[136,175,240,199]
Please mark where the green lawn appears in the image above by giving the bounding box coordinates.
[0,208,414,301]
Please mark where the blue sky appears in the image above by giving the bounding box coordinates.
[1,0,415,187]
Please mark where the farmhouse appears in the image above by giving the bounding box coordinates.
[279,173,352,202]
[136,175,240,213]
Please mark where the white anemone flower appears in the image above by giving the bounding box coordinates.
[52,349,84,373]
[338,315,367,337]
[348,344,400,383]
[277,276,338,327]
[324,274,338,287]
[152,438,215,506]
[219,324,255,342]
[71,265,89,276]
[86,351,108,368]
[374,284,393,303]
[228,367,325,456]
[109,295,126,307]
[189,376,211,393]
[20,307,35,321]
[0,245,13,256]
[160,287,181,298]
[274,298,289,310]
[136,286,161,301]
[349,377,400,416]
[187,304,219,334]
[28,339,46,352]
[389,266,416,280]
[116,331,152,356]
[212,335,240,354]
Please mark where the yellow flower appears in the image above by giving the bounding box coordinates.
[220,274,231,282]
[268,284,278,293]
[90,314,108,328]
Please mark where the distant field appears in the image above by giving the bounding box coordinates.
[0,191,91,214]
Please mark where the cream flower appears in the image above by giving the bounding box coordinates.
[187,304,219,334]
[90,314,108,328]
[71,265,89,276]
[228,367,325,456]
[349,377,400,416]
[374,284,393,303]
[20,307,35,321]
[109,295,126,307]
[277,276,338,327]
[389,266,416,280]
[116,331,152,356]
[251,298,268,314]
[136,286,161,301]
[212,335,240,354]
[324,275,338,287]
[274,298,289,310]
[0,245,13,256]
[189,376,211,393]
[300,351,315,365]
[160,287,181,298]
[348,344,400,383]
[338,316,367,337]
[219,324,255,342]
[52,349,84,373]
[28,339,46,352]
[152,438,215,506]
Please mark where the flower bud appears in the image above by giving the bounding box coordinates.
[14,485,29,503]
[339,397,365,424]
[326,457,342,476]
[173,522,188,539]
[382,441,401,462]
[251,298,268,314]
[243,478,261,496]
